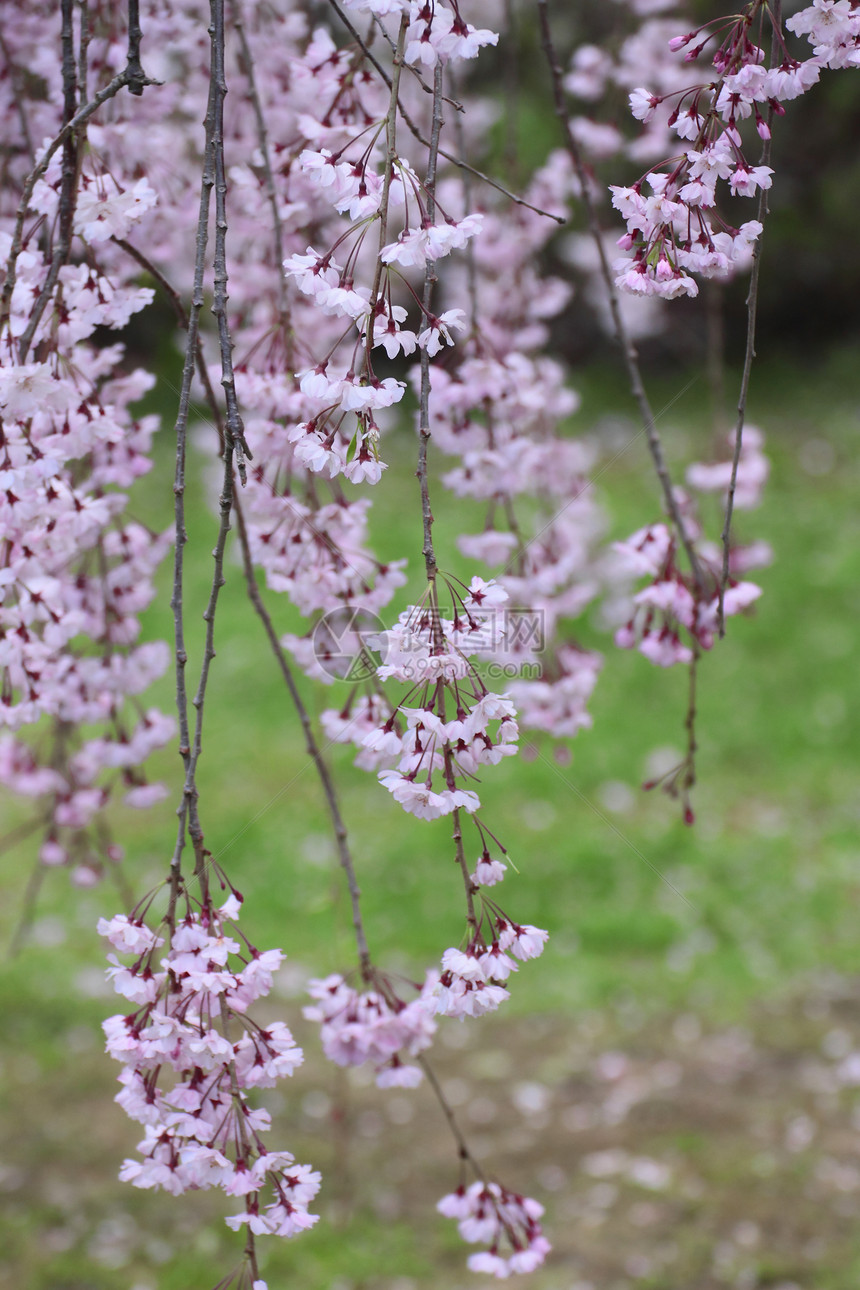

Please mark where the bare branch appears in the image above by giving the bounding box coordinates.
[211,0,251,485]
[116,229,375,979]
[174,0,252,905]
[166,22,218,922]
[417,61,445,584]
[364,12,410,352]
[125,0,147,96]
[417,1054,486,1180]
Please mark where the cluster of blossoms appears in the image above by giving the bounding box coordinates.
[370,577,518,819]
[438,1181,550,1277]
[276,63,484,491]
[560,0,714,339]
[304,972,436,1087]
[337,0,499,66]
[0,114,174,884]
[612,426,770,667]
[316,575,550,1014]
[613,522,763,666]
[100,892,321,1238]
[787,0,860,68]
[610,0,860,299]
[432,914,549,1020]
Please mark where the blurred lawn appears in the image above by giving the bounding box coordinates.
[1,345,859,1288]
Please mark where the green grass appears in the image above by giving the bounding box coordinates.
[2,344,860,1288]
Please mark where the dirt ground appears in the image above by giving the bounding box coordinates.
[5,970,860,1289]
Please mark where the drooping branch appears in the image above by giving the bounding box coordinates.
[718,0,782,634]
[211,0,251,484]
[232,3,291,334]
[177,0,256,901]
[166,23,218,920]
[365,12,410,346]
[416,61,445,586]
[417,65,481,937]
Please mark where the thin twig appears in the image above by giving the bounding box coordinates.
[416,62,445,584]
[183,443,233,906]
[78,0,91,107]
[211,0,251,485]
[502,0,520,176]
[536,0,703,588]
[111,235,227,427]
[417,66,481,937]
[417,1054,485,1179]
[112,236,189,323]
[232,5,291,334]
[365,12,410,359]
[0,815,46,859]
[718,0,781,635]
[8,859,46,960]
[683,645,699,823]
[448,790,479,937]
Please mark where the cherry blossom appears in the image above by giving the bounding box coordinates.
[438,1181,550,1277]
[101,893,320,1238]
[304,973,436,1086]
